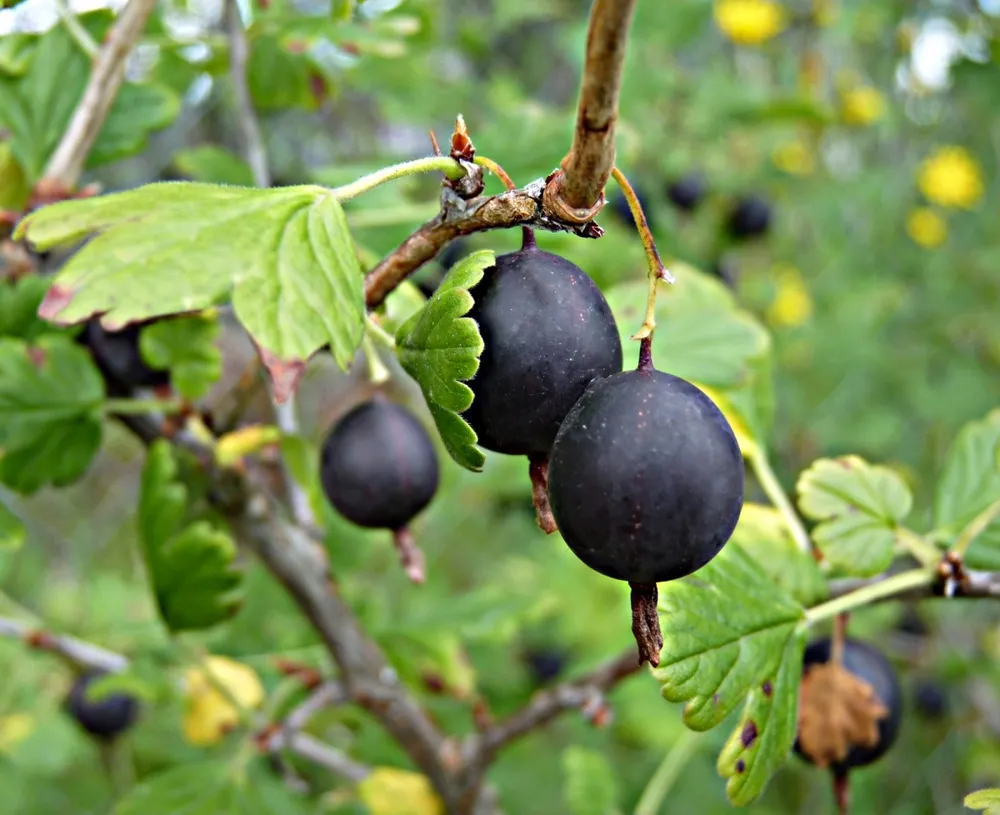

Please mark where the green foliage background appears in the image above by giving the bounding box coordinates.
[1,0,999,813]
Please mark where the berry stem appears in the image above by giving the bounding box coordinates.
[611,167,673,343]
[831,612,849,665]
[637,337,654,372]
[832,770,851,815]
[392,528,426,585]
[329,156,468,202]
[527,454,557,535]
[473,156,516,192]
[521,226,537,250]
[629,582,663,667]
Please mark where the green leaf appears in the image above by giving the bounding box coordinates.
[0,502,25,550]
[796,456,913,576]
[396,250,493,472]
[16,182,366,399]
[377,280,427,335]
[0,335,104,493]
[605,265,771,390]
[716,630,806,806]
[172,145,255,185]
[139,313,222,400]
[248,34,317,112]
[0,275,61,340]
[966,788,1000,813]
[0,140,30,210]
[562,746,620,815]
[651,544,804,731]
[114,760,311,815]
[730,504,828,606]
[89,82,180,169]
[138,440,243,631]
[934,410,1000,569]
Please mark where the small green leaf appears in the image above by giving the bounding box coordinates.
[966,788,1000,813]
[730,504,827,606]
[716,630,806,806]
[605,266,770,390]
[0,335,104,493]
[797,456,913,576]
[248,34,317,112]
[138,440,243,631]
[562,746,620,815]
[0,275,62,340]
[89,82,180,169]
[139,313,222,400]
[935,410,1000,569]
[396,250,493,471]
[114,760,311,815]
[172,145,255,185]
[16,182,365,400]
[652,544,804,731]
[0,502,25,550]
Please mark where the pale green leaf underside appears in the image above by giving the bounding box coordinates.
[717,630,806,806]
[15,182,365,396]
[796,455,912,576]
[652,544,804,731]
[138,440,242,632]
[396,249,494,472]
[966,788,1000,812]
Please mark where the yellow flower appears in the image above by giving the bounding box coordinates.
[182,656,264,746]
[714,0,786,45]
[358,767,445,815]
[906,207,947,248]
[840,87,885,126]
[0,713,35,753]
[766,266,813,328]
[917,146,984,209]
[772,140,815,176]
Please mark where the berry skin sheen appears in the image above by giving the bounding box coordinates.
[320,399,439,532]
[463,239,623,456]
[547,369,745,583]
[65,672,140,740]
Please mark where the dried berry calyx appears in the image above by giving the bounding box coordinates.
[794,637,902,773]
[319,397,440,583]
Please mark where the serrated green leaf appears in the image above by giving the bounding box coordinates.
[652,544,804,731]
[730,505,828,607]
[172,145,255,185]
[0,275,60,340]
[0,502,25,550]
[935,410,1000,569]
[966,788,1000,812]
[396,250,493,471]
[139,313,222,400]
[16,182,365,397]
[114,760,312,815]
[717,630,806,806]
[138,440,243,631]
[562,746,620,815]
[797,456,912,576]
[605,265,770,390]
[0,335,103,493]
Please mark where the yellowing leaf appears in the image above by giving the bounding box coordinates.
[182,656,263,746]
[358,767,444,815]
[215,425,282,467]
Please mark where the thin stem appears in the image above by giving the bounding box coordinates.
[474,156,516,191]
[57,0,100,58]
[331,157,467,202]
[611,167,672,342]
[103,397,185,415]
[896,527,942,567]
[831,612,848,664]
[805,568,936,625]
[951,498,1000,559]
[747,446,813,555]
[225,0,270,188]
[633,730,702,815]
[362,335,391,385]
[365,316,397,349]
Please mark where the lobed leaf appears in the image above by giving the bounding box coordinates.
[139,313,222,400]
[396,250,493,471]
[797,456,912,576]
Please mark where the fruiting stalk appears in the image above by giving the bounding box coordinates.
[610,166,673,342]
[804,568,936,625]
[746,445,813,556]
[330,156,468,202]
[951,497,1000,559]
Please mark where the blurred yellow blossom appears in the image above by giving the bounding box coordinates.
[772,140,815,176]
[766,266,813,327]
[0,713,34,753]
[714,0,786,45]
[358,767,445,815]
[906,208,947,248]
[182,655,264,746]
[840,86,885,126]
[917,146,984,209]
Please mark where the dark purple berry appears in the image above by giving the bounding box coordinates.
[463,238,622,456]
[65,672,139,741]
[913,679,947,719]
[546,369,744,583]
[523,647,567,685]
[727,194,772,239]
[666,173,706,212]
[794,638,902,773]
[320,398,439,531]
[81,319,170,389]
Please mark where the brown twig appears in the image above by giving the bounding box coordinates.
[543,0,639,221]
[42,0,159,192]
[0,616,129,674]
